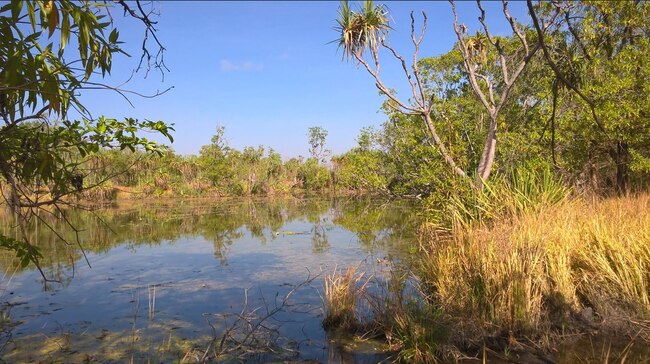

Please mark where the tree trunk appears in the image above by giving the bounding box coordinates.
[613,141,630,195]
[422,113,467,178]
[475,115,498,188]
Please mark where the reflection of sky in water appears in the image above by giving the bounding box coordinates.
[1,198,416,362]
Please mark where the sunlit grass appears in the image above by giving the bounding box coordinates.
[320,167,650,360]
[323,263,448,362]
[419,192,650,339]
[322,265,370,331]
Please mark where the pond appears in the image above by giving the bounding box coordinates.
[0,196,420,362]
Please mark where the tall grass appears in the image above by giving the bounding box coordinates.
[322,266,370,331]
[322,266,445,363]
[419,190,650,341]
[323,167,650,359]
[445,166,570,229]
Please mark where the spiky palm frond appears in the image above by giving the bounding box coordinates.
[335,0,390,61]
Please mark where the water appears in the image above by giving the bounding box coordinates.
[0,196,419,362]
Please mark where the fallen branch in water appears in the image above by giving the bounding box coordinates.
[185,269,320,363]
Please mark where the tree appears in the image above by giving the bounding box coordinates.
[335,1,553,189]
[199,126,233,189]
[0,0,173,281]
[528,0,650,194]
[336,1,467,179]
[449,0,556,187]
[332,126,388,192]
[307,126,330,163]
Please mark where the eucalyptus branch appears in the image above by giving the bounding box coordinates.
[0,159,54,285]
[564,8,591,61]
[476,74,495,105]
[80,81,173,108]
[502,0,529,52]
[114,0,168,79]
[352,50,419,114]
[380,40,421,108]
[450,0,494,114]
[477,0,498,47]
[54,204,92,269]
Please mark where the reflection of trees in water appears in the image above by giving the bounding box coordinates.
[0,197,419,281]
[331,196,419,249]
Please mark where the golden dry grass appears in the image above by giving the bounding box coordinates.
[322,266,370,331]
[419,193,650,338]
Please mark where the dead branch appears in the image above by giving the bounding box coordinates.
[198,270,319,362]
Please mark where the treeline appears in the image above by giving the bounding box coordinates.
[84,126,333,199]
[333,0,650,199]
[0,197,416,280]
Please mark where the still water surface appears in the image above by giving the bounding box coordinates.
[0,196,418,362]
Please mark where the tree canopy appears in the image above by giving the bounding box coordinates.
[0,0,173,280]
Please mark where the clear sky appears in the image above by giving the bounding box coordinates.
[75,1,527,158]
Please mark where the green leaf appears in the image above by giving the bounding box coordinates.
[61,10,70,49]
[11,0,23,20]
[109,28,118,43]
[26,1,36,31]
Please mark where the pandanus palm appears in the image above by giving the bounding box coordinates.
[335,1,390,60]
[334,1,471,181]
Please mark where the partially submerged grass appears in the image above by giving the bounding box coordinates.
[322,265,370,331]
[323,265,448,363]
[324,167,650,361]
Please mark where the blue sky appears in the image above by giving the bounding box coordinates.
[76,1,527,158]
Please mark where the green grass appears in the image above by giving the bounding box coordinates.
[322,266,370,331]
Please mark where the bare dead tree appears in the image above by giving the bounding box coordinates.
[450,0,556,188]
[347,11,468,179]
[341,1,557,188]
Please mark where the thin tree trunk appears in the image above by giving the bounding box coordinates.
[476,115,497,188]
[613,141,630,195]
[423,113,467,178]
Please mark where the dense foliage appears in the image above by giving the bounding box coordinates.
[333,0,650,196]
[0,0,172,275]
[1,0,649,278]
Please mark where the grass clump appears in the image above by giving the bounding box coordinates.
[322,266,370,331]
[322,266,449,363]
[323,167,650,360]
